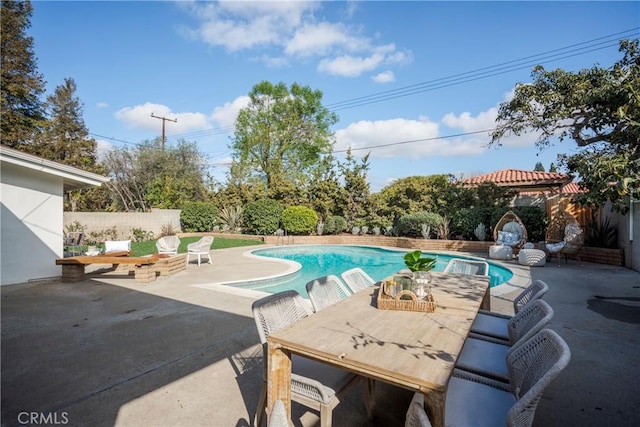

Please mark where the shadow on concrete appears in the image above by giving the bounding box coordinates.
[1,279,259,427]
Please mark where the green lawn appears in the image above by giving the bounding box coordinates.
[130,236,264,256]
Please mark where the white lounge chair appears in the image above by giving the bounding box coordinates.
[156,235,180,255]
[340,267,376,294]
[186,236,213,266]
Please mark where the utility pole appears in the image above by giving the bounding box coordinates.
[151,113,177,151]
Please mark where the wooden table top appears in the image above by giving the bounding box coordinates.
[268,271,490,394]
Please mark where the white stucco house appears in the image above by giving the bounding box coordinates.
[0,145,109,286]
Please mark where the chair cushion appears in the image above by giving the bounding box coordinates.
[471,312,510,341]
[446,375,515,427]
[502,221,522,236]
[546,241,566,254]
[291,354,355,404]
[497,231,520,246]
[564,224,583,245]
[104,240,131,252]
[455,337,510,382]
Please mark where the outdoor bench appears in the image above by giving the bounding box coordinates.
[55,252,186,283]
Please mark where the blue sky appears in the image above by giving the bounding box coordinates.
[30,1,640,191]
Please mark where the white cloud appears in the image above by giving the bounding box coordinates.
[180,1,412,76]
[210,95,250,128]
[335,116,488,159]
[285,22,364,57]
[95,138,113,161]
[372,71,395,83]
[96,102,108,108]
[318,44,410,77]
[114,102,211,135]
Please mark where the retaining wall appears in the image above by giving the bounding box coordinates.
[262,234,625,267]
[64,209,181,240]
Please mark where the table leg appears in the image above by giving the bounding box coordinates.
[423,390,446,427]
[267,343,292,425]
[481,286,491,311]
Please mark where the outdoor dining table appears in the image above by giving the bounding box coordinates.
[266,271,490,427]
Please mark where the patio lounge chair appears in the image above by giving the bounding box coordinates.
[493,210,528,249]
[186,236,213,266]
[156,235,180,255]
[471,280,549,341]
[306,275,351,312]
[545,210,584,264]
[251,290,360,427]
[455,299,554,383]
[443,258,489,276]
[340,267,376,294]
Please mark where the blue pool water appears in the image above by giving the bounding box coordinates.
[229,245,512,297]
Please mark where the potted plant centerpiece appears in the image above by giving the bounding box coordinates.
[401,250,436,300]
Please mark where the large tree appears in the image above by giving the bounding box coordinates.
[491,39,640,213]
[0,0,46,149]
[37,78,98,170]
[231,81,338,199]
[338,149,371,227]
[103,139,210,211]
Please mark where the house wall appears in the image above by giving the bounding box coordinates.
[1,163,64,285]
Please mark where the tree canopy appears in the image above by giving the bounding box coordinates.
[230,81,338,199]
[491,39,639,212]
[0,0,46,148]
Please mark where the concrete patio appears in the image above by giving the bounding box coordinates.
[2,245,639,426]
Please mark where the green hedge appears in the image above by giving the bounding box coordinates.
[323,215,347,235]
[281,206,318,235]
[242,199,283,235]
[180,202,217,232]
[396,211,444,238]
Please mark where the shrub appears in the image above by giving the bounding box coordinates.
[281,205,318,235]
[512,206,547,242]
[132,228,154,242]
[324,215,347,235]
[585,213,618,248]
[450,207,493,240]
[180,202,217,232]
[159,223,178,237]
[396,211,443,238]
[243,199,283,235]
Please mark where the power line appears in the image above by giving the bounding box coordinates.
[332,129,493,153]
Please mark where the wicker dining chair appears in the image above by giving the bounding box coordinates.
[443,329,571,427]
[405,392,432,427]
[340,267,376,294]
[305,275,352,312]
[443,258,489,276]
[471,280,549,341]
[251,290,359,427]
[455,300,554,383]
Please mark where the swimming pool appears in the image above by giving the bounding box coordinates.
[228,245,513,297]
